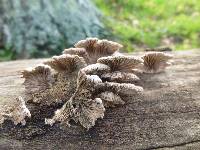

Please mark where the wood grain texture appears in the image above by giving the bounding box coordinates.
[0,51,200,150]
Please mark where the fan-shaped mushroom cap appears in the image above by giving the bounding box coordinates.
[75,37,98,52]
[75,38,123,64]
[142,52,173,73]
[44,54,86,72]
[81,63,111,75]
[97,55,143,72]
[101,71,140,83]
[0,97,31,125]
[22,64,54,94]
[98,91,125,107]
[62,48,90,63]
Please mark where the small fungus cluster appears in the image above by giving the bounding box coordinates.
[0,38,173,130]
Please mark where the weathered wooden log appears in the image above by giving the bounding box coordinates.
[0,50,200,149]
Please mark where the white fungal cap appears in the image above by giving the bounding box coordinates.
[101,71,140,83]
[97,55,143,72]
[142,52,173,73]
[44,54,86,72]
[103,82,143,95]
[98,91,125,107]
[77,70,102,88]
[22,64,54,94]
[87,75,102,84]
[75,38,123,64]
[0,97,31,125]
[81,63,111,75]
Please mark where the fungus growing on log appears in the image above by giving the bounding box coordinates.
[22,54,87,105]
[0,97,31,125]
[101,71,140,83]
[97,55,143,72]
[81,63,111,75]
[44,54,86,73]
[142,52,173,73]
[75,38,123,63]
[46,70,105,129]
[22,64,54,95]
[1,38,173,131]
[97,91,125,107]
[97,55,142,84]
[62,48,90,64]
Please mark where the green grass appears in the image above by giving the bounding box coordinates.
[0,49,15,62]
[95,0,200,52]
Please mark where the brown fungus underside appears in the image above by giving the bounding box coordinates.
[142,52,173,73]
[1,38,173,130]
[74,38,123,64]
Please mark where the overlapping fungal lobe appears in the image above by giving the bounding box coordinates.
[98,82,143,96]
[22,64,54,99]
[94,55,144,106]
[0,97,31,125]
[44,54,86,73]
[81,63,111,75]
[22,54,87,106]
[97,55,143,82]
[101,71,140,83]
[141,52,173,73]
[62,48,90,64]
[75,38,123,64]
[97,55,143,72]
[46,71,105,130]
[97,91,125,108]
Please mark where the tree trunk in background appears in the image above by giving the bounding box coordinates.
[1,51,200,149]
[0,0,105,59]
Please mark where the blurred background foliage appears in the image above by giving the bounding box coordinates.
[95,0,200,52]
[0,0,200,61]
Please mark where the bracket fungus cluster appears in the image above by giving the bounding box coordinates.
[1,38,173,130]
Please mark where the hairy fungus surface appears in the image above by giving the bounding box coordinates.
[81,63,111,75]
[101,71,140,83]
[46,71,105,129]
[0,97,31,125]
[1,38,173,131]
[142,52,173,73]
